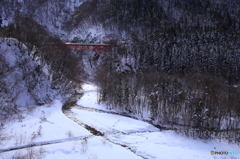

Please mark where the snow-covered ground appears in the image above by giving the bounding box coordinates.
[108,132,240,159]
[0,83,239,159]
[76,84,116,112]
[1,136,142,159]
[0,100,91,151]
[71,108,159,134]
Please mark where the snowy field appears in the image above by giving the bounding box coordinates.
[0,83,239,159]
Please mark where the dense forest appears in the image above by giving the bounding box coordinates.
[0,0,240,142]
[70,0,240,142]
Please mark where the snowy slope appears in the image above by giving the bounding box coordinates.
[0,0,85,41]
[0,0,117,43]
[0,38,60,123]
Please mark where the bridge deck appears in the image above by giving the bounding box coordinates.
[46,43,111,54]
[64,43,111,46]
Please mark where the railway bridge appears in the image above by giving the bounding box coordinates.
[64,43,111,55]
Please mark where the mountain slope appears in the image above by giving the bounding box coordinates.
[0,38,59,122]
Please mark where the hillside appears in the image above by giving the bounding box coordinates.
[0,38,59,122]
